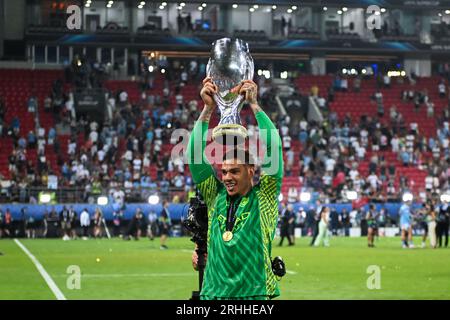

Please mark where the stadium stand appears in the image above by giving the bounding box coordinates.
[1,62,449,207]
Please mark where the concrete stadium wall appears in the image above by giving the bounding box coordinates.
[4,0,25,40]
[0,0,4,59]
[0,61,64,69]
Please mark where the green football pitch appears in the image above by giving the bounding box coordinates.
[1,236,449,300]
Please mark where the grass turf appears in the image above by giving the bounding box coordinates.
[0,236,449,300]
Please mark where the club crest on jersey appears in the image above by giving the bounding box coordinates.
[217,211,251,234]
[239,197,249,207]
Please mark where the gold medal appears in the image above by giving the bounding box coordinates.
[222,231,233,242]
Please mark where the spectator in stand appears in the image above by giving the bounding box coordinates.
[282,135,292,151]
[333,75,341,91]
[10,116,20,138]
[287,187,298,203]
[353,76,361,92]
[400,148,411,166]
[118,89,128,108]
[383,73,391,88]
[374,89,383,104]
[414,94,421,112]
[340,77,348,92]
[0,96,6,122]
[316,96,327,110]
[44,96,52,112]
[438,80,447,98]
[172,173,185,190]
[27,130,37,149]
[310,85,319,97]
[427,101,435,118]
[27,95,37,113]
[328,86,335,102]
[48,127,56,146]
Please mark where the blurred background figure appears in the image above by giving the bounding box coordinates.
[147,209,158,241]
[159,201,171,250]
[314,207,331,247]
[80,208,90,240]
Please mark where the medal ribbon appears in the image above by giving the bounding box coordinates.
[226,197,242,232]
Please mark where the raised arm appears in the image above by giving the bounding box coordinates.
[254,108,283,180]
[186,107,215,184]
[237,80,283,233]
[186,78,221,208]
[238,80,283,181]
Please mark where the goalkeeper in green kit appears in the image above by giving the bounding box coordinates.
[187,77,284,300]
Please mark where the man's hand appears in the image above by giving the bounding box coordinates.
[200,77,218,109]
[192,249,207,271]
[232,80,258,105]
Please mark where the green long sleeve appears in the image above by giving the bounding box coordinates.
[187,120,215,184]
[255,111,283,179]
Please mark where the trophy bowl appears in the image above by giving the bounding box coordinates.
[206,38,254,145]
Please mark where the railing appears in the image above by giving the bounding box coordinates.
[0,186,190,204]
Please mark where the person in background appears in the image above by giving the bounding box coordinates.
[366,204,379,248]
[436,200,449,248]
[314,207,331,247]
[20,207,28,237]
[159,201,171,250]
[279,204,295,246]
[68,206,78,239]
[80,208,90,240]
[341,208,351,236]
[425,201,437,248]
[93,207,103,238]
[399,200,414,248]
[288,204,297,245]
[147,209,158,241]
[139,208,148,238]
[0,207,5,238]
[4,208,13,238]
[125,208,144,240]
[353,76,361,93]
[42,210,49,238]
[60,206,71,241]
[310,207,321,246]
[419,202,430,248]
[330,208,340,236]
[113,210,124,237]
[25,210,37,239]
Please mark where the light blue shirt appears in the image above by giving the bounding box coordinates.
[399,204,411,225]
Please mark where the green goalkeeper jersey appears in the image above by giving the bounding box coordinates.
[187,111,283,300]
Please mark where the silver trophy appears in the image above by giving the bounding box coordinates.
[207,38,254,144]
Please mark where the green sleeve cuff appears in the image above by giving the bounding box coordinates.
[187,120,215,183]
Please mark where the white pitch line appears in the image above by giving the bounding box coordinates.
[14,239,66,300]
[286,270,298,275]
[53,273,194,278]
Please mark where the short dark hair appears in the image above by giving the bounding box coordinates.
[223,148,255,166]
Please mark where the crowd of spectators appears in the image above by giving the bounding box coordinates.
[279,72,450,205]
[1,61,450,208]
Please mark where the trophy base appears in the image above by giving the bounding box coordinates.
[212,124,248,145]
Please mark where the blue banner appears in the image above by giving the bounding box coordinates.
[2,202,424,221]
